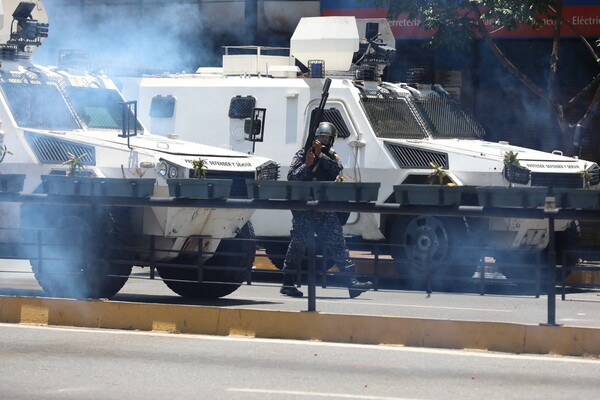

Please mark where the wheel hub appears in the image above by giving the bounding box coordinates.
[404,216,449,263]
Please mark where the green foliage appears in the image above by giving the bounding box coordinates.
[503,150,520,166]
[63,152,87,177]
[580,163,592,189]
[375,0,560,48]
[192,158,208,179]
[428,161,450,185]
[503,150,520,187]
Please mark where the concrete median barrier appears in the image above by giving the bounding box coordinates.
[1,295,599,357]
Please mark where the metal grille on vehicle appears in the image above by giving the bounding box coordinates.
[309,108,351,139]
[197,170,255,198]
[228,96,256,119]
[0,80,80,130]
[588,163,600,186]
[24,131,96,165]
[385,142,448,169]
[530,173,583,188]
[360,95,427,139]
[416,92,485,139]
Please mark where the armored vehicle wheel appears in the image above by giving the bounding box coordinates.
[31,210,132,299]
[390,215,472,290]
[158,222,255,299]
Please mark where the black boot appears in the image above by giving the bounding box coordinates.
[280,285,304,297]
[343,263,373,298]
[348,278,373,298]
[281,270,303,297]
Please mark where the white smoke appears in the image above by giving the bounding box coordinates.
[34,1,217,72]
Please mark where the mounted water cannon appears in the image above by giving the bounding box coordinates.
[352,18,396,81]
[290,16,396,82]
[290,16,360,75]
[0,1,48,60]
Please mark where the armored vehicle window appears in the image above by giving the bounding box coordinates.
[229,96,256,119]
[415,92,485,139]
[0,81,80,130]
[360,96,427,139]
[67,87,142,130]
[309,108,351,139]
[150,95,176,118]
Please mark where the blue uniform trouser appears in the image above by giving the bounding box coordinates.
[282,210,353,286]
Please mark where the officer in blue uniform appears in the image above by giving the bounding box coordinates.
[280,122,373,298]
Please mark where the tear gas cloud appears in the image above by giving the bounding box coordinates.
[34,1,222,72]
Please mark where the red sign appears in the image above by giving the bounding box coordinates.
[322,6,600,38]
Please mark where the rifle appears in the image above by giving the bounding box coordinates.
[303,78,332,160]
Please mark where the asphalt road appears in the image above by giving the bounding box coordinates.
[1,323,599,400]
[1,260,599,328]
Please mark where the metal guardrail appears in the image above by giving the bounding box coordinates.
[0,191,599,325]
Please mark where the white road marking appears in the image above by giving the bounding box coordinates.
[227,388,423,400]
[247,296,512,313]
[2,322,598,364]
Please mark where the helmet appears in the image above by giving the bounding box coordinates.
[315,122,337,146]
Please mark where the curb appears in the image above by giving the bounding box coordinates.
[1,295,599,356]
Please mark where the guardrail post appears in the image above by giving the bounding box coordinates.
[36,229,43,273]
[321,240,328,289]
[307,212,316,312]
[534,252,542,298]
[478,256,486,296]
[546,215,557,326]
[373,244,380,291]
[196,238,204,284]
[244,234,254,285]
[149,235,156,279]
[425,246,432,297]
[89,206,101,298]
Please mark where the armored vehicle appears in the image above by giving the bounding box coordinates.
[116,16,599,281]
[0,0,279,299]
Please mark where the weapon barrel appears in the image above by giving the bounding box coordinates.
[303,78,331,156]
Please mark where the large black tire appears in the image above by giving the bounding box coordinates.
[389,215,472,290]
[158,222,255,299]
[31,209,133,299]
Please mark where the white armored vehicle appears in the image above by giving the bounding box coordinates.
[0,0,279,299]
[116,16,599,280]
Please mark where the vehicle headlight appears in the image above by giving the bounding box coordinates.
[157,160,181,179]
[158,161,168,177]
[256,161,280,180]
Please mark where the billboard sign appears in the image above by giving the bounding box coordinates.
[321,0,600,38]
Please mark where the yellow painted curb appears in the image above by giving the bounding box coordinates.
[1,295,599,356]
